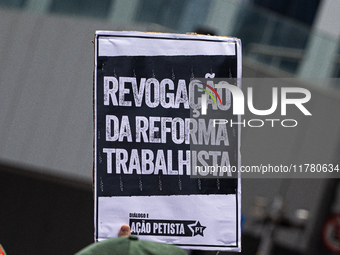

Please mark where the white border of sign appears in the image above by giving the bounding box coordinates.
[94,31,242,252]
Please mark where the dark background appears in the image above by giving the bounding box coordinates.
[96,55,238,197]
[0,164,93,255]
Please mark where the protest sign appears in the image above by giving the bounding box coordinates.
[94,31,241,251]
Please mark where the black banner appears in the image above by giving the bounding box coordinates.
[96,55,238,197]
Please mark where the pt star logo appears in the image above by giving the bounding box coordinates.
[188,221,206,236]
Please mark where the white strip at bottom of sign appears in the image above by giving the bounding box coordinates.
[97,194,240,251]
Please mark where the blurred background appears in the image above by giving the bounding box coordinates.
[0,0,340,254]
